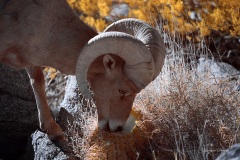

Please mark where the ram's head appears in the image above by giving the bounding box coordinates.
[76,19,165,132]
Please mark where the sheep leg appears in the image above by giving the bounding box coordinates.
[26,66,65,142]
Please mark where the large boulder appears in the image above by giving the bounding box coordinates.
[0,64,38,159]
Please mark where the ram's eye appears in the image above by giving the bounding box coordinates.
[119,89,127,95]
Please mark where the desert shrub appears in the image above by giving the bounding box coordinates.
[132,19,240,159]
[135,63,240,159]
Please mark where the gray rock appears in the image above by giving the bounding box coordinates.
[109,3,129,21]
[0,64,38,159]
[216,144,240,160]
[197,58,240,79]
[32,131,68,160]
[32,76,82,159]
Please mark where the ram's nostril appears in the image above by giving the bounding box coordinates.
[114,126,123,132]
[101,121,110,131]
[103,122,110,131]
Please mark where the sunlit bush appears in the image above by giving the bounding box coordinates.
[67,0,111,32]
[124,0,240,38]
[67,0,240,38]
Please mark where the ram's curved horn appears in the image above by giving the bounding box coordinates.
[104,18,166,80]
[76,18,165,99]
[76,32,155,99]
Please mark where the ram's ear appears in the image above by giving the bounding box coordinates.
[103,54,116,73]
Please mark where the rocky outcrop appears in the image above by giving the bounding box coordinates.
[32,76,82,159]
[216,144,240,160]
[31,107,80,160]
[32,131,68,160]
[0,64,38,159]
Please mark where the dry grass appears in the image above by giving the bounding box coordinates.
[134,59,240,159]
[65,19,240,160]
[131,21,240,159]
[43,69,67,117]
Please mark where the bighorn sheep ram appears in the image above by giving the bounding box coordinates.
[0,0,165,146]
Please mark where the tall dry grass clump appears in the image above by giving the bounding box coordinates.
[66,19,240,160]
[132,20,240,159]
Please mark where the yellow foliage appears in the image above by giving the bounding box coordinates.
[174,1,183,13]
[123,0,240,37]
[82,16,95,28]
[79,0,98,16]
[67,0,111,32]
[95,18,108,32]
[97,0,111,17]
[66,0,239,37]
[43,67,58,80]
[198,20,210,37]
